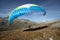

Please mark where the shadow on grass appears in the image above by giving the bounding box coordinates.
[23,26,48,31]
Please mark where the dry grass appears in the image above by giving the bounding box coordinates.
[0,27,60,40]
[0,18,60,40]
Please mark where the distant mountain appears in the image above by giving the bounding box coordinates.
[0,17,60,31]
[0,18,37,31]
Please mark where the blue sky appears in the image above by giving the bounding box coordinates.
[0,0,60,22]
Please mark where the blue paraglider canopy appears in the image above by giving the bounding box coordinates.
[8,4,46,24]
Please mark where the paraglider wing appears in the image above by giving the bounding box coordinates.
[8,4,46,24]
[8,8,30,24]
[29,6,46,16]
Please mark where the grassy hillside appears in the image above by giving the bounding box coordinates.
[0,18,38,31]
[0,18,60,40]
[0,27,60,40]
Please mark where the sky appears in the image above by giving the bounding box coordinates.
[0,0,60,22]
